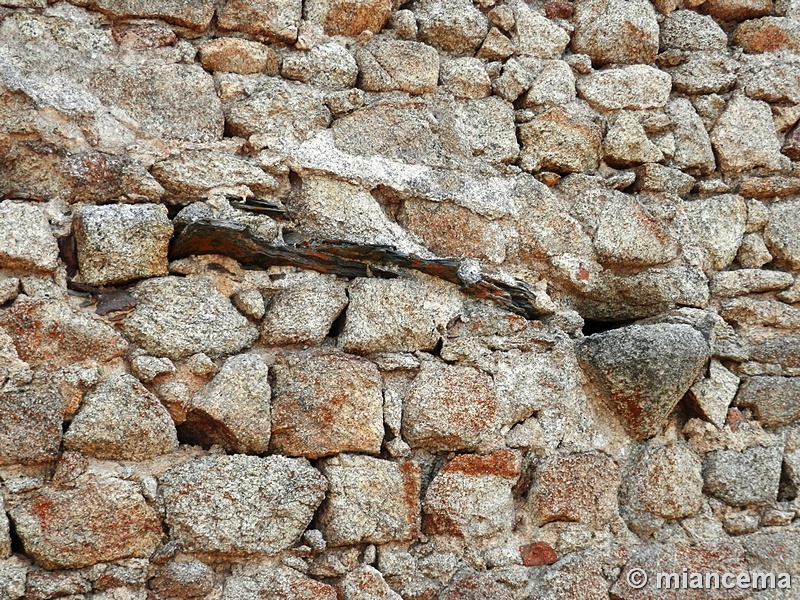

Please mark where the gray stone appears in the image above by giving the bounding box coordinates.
[577,66,672,111]
[578,323,710,439]
[415,0,489,54]
[130,355,175,382]
[74,203,172,286]
[423,451,520,538]
[232,289,266,320]
[10,478,162,570]
[455,97,518,164]
[392,9,418,39]
[0,382,62,468]
[703,445,784,507]
[303,0,391,36]
[318,454,420,545]
[521,60,576,107]
[634,164,695,196]
[120,276,259,360]
[518,108,602,173]
[24,569,92,600]
[710,270,794,298]
[571,0,659,65]
[688,360,740,429]
[602,112,664,168]
[149,559,217,599]
[338,566,402,600]
[666,98,716,173]
[741,530,800,576]
[223,565,336,599]
[509,0,569,58]
[0,202,59,273]
[70,0,215,31]
[270,348,384,458]
[0,496,8,559]
[439,58,491,99]
[261,271,348,346]
[339,276,463,355]
[64,374,177,461]
[710,95,787,172]
[402,360,501,452]
[0,278,19,307]
[660,10,727,51]
[592,194,678,268]
[181,353,271,454]
[198,37,279,75]
[492,57,533,102]
[222,76,330,151]
[218,0,301,42]
[0,557,28,600]
[91,64,223,143]
[680,195,748,271]
[668,52,738,95]
[356,40,440,95]
[282,43,358,89]
[527,452,620,529]
[765,199,800,269]
[151,150,279,201]
[159,454,326,555]
[736,376,800,428]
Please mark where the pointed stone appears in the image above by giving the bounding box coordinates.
[578,323,710,439]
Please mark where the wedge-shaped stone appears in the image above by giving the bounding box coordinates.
[578,323,710,439]
[0,202,59,273]
[0,382,62,467]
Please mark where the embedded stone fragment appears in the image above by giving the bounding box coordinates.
[592,194,678,268]
[571,0,659,65]
[0,557,26,600]
[441,574,514,600]
[9,479,162,570]
[150,559,217,599]
[415,0,489,54]
[218,0,301,42]
[339,566,402,600]
[261,271,348,346]
[764,199,800,269]
[24,569,92,600]
[703,445,784,507]
[181,353,271,454]
[680,195,748,271]
[735,376,800,428]
[440,58,491,99]
[270,349,384,458]
[91,64,223,143]
[282,43,358,89]
[740,530,800,576]
[701,0,772,21]
[402,360,500,452]
[667,53,738,96]
[356,40,440,95]
[0,497,9,559]
[620,443,703,525]
[223,77,330,151]
[303,0,391,36]
[659,10,727,51]
[509,0,569,58]
[492,57,532,102]
[339,277,463,355]
[223,566,336,600]
[423,451,520,538]
[159,454,326,555]
[602,112,663,168]
[455,97,519,164]
[151,150,279,200]
[578,323,710,439]
[783,122,800,159]
[198,37,279,75]
[0,202,59,273]
[64,374,177,461]
[318,454,421,545]
[0,296,127,368]
[120,276,259,360]
[477,27,515,60]
[688,360,740,429]
[0,383,62,467]
[521,60,576,107]
[733,17,800,53]
[526,452,619,529]
[710,96,786,172]
[666,98,716,173]
[74,203,172,286]
[634,164,695,195]
[70,0,215,31]
[577,66,672,111]
[710,269,794,298]
[518,108,602,173]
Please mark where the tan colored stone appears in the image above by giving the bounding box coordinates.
[218,0,302,42]
[304,0,391,36]
[519,108,602,173]
[198,37,278,75]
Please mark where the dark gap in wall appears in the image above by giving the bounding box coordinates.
[327,297,349,339]
[778,462,797,502]
[7,516,24,554]
[581,318,634,336]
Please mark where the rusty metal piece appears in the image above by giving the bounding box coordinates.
[171,219,542,319]
[2,190,46,202]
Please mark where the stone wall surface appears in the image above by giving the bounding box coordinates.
[0,0,799,597]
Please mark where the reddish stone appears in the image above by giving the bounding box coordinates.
[733,17,800,53]
[520,542,558,566]
[783,123,800,160]
[543,0,574,18]
[441,449,521,479]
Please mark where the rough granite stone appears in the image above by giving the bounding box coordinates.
[356,40,440,95]
[735,376,800,428]
[0,202,59,273]
[338,566,402,600]
[70,0,215,31]
[149,559,217,599]
[660,10,727,51]
[423,451,520,538]
[402,360,501,452]
[703,445,784,507]
[120,276,258,360]
[318,454,421,545]
[518,108,602,173]
[159,454,326,555]
[270,348,384,458]
[578,323,710,439]
[304,0,391,36]
[10,479,162,570]
[415,0,489,54]
[440,58,491,99]
[64,374,178,460]
[527,452,620,529]
[218,0,301,42]
[24,569,92,600]
[701,0,772,21]
[666,97,716,173]
[571,0,659,65]
[577,66,672,111]
[602,112,664,168]
[764,199,800,269]
[181,353,271,454]
[733,17,800,53]
[688,360,740,429]
[509,0,569,58]
[680,195,748,271]
[223,566,336,600]
[521,60,576,107]
[198,37,279,75]
[0,382,62,467]
[74,203,172,286]
[710,270,794,298]
[282,43,359,89]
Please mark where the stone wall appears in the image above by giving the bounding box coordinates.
[0,0,799,597]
